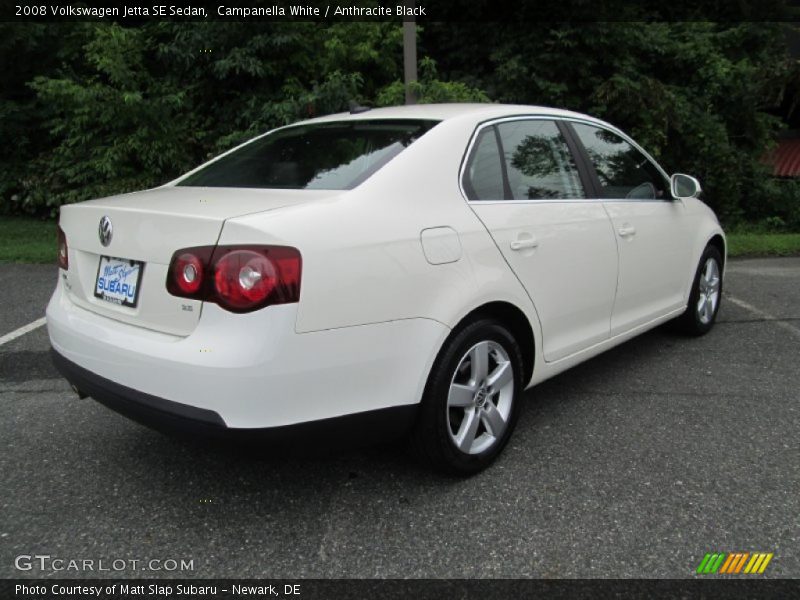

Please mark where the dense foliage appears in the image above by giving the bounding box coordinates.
[1,21,798,229]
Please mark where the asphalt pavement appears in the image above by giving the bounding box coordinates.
[1,258,798,579]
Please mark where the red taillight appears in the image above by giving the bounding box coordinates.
[174,253,204,294]
[166,245,301,313]
[214,250,276,310]
[166,247,213,300]
[57,226,68,270]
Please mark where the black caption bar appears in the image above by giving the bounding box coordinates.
[3,579,800,600]
[4,0,800,22]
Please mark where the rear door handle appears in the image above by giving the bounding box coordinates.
[617,225,636,238]
[510,238,539,251]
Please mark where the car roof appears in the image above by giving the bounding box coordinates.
[301,103,605,126]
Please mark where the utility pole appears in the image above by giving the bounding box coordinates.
[403,2,417,105]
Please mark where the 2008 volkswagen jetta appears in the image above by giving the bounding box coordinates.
[47,103,725,474]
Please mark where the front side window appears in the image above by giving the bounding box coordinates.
[570,123,668,200]
[178,119,439,190]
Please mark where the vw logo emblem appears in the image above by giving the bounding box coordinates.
[474,387,488,408]
[98,216,113,247]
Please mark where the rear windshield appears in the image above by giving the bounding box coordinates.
[177,119,439,190]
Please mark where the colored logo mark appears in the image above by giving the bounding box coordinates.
[696,552,774,574]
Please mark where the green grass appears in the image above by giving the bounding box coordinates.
[0,217,57,263]
[727,233,800,258]
[1,217,800,263]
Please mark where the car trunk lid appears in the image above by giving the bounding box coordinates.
[58,186,329,336]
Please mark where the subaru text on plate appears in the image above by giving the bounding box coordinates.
[47,104,725,474]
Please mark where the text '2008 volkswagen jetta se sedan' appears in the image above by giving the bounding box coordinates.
[47,103,725,474]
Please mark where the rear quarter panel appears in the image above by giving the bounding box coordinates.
[219,115,542,346]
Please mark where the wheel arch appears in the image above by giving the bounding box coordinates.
[707,233,727,271]
[683,223,727,307]
[450,301,536,386]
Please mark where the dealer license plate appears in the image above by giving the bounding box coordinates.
[94,256,144,308]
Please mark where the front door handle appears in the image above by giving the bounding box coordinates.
[617,225,636,238]
[510,238,539,251]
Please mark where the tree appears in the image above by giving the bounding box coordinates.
[423,21,797,224]
[1,20,797,229]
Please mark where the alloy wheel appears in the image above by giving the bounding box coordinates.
[696,257,721,325]
[446,341,515,455]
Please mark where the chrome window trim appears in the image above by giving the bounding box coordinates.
[458,114,672,204]
[468,198,667,206]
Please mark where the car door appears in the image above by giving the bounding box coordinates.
[567,122,694,336]
[464,118,619,362]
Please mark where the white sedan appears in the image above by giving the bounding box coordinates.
[47,103,725,474]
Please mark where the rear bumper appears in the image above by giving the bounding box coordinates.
[51,348,227,433]
[51,349,417,445]
[46,277,449,430]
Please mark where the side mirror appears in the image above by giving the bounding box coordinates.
[671,173,702,200]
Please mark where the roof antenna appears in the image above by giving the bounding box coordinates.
[349,100,371,114]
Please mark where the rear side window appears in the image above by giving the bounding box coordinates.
[570,123,668,200]
[497,120,585,200]
[463,129,505,200]
[178,119,439,190]
[463,119,585,200]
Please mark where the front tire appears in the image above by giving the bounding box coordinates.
[410,319,524,475]
[674,245,723,335]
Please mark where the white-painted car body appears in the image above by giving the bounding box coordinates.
[47,103,725,438]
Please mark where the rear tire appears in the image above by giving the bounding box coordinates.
[673,245,723,336]
[410,319,524,476]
